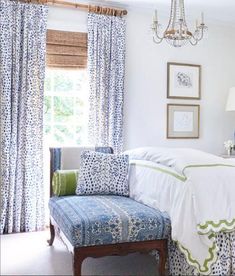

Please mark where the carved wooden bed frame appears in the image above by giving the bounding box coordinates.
[47,148,167,276]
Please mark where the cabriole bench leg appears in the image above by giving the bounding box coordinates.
[73,249,85,276]
[47,220,55,246]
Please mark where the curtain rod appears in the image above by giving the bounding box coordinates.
[24,0,128,16]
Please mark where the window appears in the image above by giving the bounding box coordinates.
[43,68,89,147]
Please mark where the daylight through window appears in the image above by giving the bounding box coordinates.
[44,68,89,147]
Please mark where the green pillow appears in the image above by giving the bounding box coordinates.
[52,170,79,196]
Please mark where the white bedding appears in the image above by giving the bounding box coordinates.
[126,147,235,275]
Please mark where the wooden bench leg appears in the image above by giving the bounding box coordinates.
[47,220,55,246]
[73,249,85,276]
[158,241,167,276]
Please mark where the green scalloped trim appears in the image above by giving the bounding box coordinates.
[131,161,235,273]
[198,219,235,229]
[180,219,235,273]
[208,233,216,240]
[176,239,217,274]
[198,227,234,235]
[197,219,235,234]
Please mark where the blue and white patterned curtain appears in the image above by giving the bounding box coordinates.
[88,13,126,153]
[0,0,48,234]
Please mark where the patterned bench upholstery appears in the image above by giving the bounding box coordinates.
[49,195,171,248]
[48,147,170,275]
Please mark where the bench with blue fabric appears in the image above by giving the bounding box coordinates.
[47,147,170,276]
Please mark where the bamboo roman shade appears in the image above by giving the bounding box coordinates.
[46,29,87,68]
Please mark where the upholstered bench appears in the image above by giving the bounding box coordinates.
[47,147,170,276]
[48,195,170,275]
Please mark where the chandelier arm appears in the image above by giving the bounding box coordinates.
[153,34,164,44]
[189,39,198,46]
[191,29,204,43]
[153,29,165,41]
[197,29,205,41]
[190,34,199,43]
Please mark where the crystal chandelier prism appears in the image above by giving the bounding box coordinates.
[152,0,208,47]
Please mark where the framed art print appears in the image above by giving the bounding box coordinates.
[167,62,201,99]
[167,104,200,139]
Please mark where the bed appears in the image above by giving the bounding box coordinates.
[125,147,235,275]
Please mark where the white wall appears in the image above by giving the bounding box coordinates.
[124,10,235,154]
[47,6,235,154]
[47,6,87,32]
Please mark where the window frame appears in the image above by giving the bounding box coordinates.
[43,68,89,147]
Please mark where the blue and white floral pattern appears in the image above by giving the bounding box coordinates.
[0,0,48,234]
[76,151,129,196]
[168,231,235,275]
[49,195,171,247]
[87,13,126,153]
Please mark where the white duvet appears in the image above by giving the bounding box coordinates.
[125,147,235,275]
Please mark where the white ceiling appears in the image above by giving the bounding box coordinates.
[81,0,235,26]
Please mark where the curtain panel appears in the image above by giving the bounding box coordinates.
[87,13,126,153]
[0,0,48,233]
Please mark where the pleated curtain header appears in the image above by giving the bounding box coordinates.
[46,29,87,69]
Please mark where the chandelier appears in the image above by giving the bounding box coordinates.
[152,0,208,47]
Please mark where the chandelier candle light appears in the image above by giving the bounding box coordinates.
[152,0,208,47]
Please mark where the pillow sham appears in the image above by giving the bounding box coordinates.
[125,147,233,175]
[52,170,79,196]
[76,151,129,196]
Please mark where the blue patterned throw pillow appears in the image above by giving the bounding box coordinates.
[76,151,129,196]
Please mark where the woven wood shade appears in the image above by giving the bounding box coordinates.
[46,29,87,69]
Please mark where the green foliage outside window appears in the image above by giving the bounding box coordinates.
[43,69,88,146]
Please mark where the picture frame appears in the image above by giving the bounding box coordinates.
[167,62,201,99]
[167,104,200,139]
